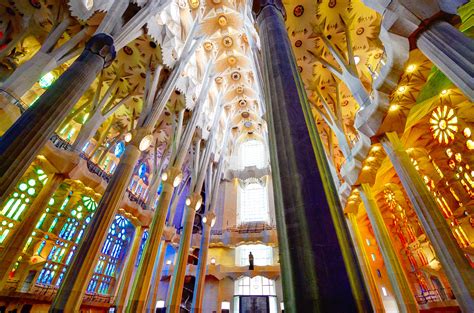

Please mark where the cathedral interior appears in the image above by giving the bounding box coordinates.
[0,0,472,312]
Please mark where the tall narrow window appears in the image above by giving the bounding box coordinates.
[238,183,268,224]
[239,140,265,168]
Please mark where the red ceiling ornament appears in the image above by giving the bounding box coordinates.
[293,5,304,17]
[30,0,42,9]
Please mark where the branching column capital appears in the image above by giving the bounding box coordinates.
[84,33,116,68]
[186,192,203,211]
[252,0,286,19]
[161,166,183,192]
[203,211,216,227]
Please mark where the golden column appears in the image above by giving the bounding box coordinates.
[114,225,145,313]
[0,173,64,289]
[191,211,215,312]
[380,132,474,311]
[146,239,170,312]
[167,192,202,312]
[50,129,146,312]
[346,212,385,312]
[359,184,418,312]
[126,166,183,312]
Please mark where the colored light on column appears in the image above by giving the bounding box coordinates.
[39,72,56,89]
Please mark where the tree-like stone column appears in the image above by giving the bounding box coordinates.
[191,211,215,313]
[380,132,474,311]
[50,135,142,312]
[0,33,115,204]
[127,61,212,312]
[252,0,371,311]
[359,184,418,313]
[0,173,64,290]
[168,98,223,312]
[146,234,172,312]
[126,167,182,312]
[114,225,145,313]
[167,192,202,313]
[191,154,224,312]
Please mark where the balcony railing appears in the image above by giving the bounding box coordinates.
[47,135,148,210]
[79,152,112,183]
[83,293,115,304]
[415,288,455,305]
[212,223,276,235]
[29,284,114,304]
[49,134,73,151]
[126,189,147,210]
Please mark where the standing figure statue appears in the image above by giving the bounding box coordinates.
[249,251,254,270]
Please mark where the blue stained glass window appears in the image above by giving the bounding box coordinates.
[87,214,134,296]
[138,163,147,179]
[136,230,149,266]
[37,240,46,255]
[115,141,125,157]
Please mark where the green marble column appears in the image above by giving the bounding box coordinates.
[252,0,371,311]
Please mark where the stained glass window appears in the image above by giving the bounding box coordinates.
[36,193,98,287]
[136,230,149,266]
[430,106,458,144]
[88,215,134,295]
[115,141,126,158]
[0,166,47,244]
[138,163,147,179]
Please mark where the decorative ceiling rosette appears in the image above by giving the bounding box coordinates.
[214,52,249,73]
[283,0,317,33]
[224,83,256,104]
[199,10,243,37]
[316,0,351,29]
[202,0,237,16]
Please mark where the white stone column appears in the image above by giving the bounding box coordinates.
[417,21,474,100]
[380,132,474,311]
